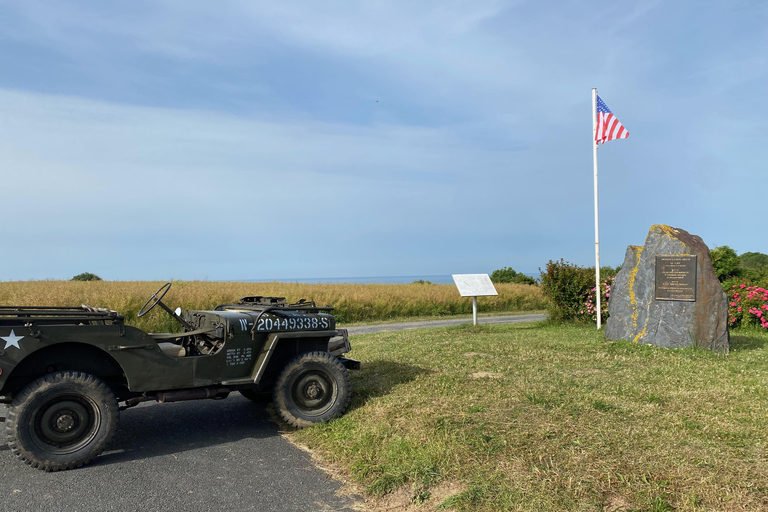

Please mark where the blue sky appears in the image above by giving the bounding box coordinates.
[1,1,765,281]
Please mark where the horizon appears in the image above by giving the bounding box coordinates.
[0,273,495,284]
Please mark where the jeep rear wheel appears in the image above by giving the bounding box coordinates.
[6,371,119,472]
[273,351,351,428]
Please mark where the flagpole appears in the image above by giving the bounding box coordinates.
[592,88,602,329]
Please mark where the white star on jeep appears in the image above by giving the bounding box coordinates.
[1,329,25,350]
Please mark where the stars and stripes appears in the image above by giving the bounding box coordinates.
[595,95,629,144]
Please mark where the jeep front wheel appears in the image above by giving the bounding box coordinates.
[6,371,119,471]
[273,351,351,428]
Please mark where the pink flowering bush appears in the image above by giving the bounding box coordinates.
[727,280,768,330]
[578,276,614,323]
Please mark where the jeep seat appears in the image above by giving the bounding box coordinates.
[157,342,186,357]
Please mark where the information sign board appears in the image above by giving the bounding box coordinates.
[452,274,497,326]
[452,274,498,297]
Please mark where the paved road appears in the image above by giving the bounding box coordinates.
[0,397,359,512]
[344,313,546,335]
[0,314,545,511]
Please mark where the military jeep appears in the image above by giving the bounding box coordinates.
[0,283,359,472]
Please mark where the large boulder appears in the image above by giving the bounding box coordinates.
[605,225,729,353]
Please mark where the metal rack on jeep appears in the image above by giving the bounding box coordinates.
[0,306,123,326]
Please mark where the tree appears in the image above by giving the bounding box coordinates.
[709,246,741,282]
[739,252,768,270]
[71,272,102,281]
[739,252,768,282]
[490,267,537,285]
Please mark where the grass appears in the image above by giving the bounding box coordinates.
[6,279,765,509]
[291,323,768,511]
[0,280,546,331]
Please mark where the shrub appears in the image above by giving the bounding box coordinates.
[726,280,768,330]
[71,272,102,281]
[539,260,595,322]
[539,260,620,323]
[490,267,537,285]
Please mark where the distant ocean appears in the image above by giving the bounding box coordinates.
[242,275,456,285]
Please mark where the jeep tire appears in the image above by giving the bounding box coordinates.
[273,351,351,428]
[6,371,119,472]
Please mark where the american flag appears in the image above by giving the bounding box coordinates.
[595,95,629,144]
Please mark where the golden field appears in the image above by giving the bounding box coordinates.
[0,280,547,332]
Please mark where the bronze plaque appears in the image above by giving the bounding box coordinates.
[655,255,697,301]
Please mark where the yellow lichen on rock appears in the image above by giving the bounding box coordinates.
[627,246,643,330]
[605,224,730,353]
[650,224,679,239]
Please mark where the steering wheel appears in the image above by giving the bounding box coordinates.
[138,282,173,317]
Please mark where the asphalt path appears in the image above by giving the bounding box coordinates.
[0,314,545,511]
[345,313,546,335]
[0,397,359,512]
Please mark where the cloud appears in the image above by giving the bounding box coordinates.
[0,87,552,279]
[0,1,577,126]
[1,1,767,281]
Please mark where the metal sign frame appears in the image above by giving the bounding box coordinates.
[452,274,498,325]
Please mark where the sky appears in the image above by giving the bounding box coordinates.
[0,0,766,281]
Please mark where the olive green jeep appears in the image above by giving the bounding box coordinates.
[0,283,358,471]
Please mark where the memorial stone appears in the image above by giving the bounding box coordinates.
[605,225,729,353]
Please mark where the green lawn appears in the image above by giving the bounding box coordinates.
[290,323,768,512]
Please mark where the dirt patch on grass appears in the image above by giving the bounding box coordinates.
[603,495,630,512]
[366,482,465,512]
[462,352,488,357]
[469,371,502,379]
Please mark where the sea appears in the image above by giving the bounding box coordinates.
[242,275,456,285]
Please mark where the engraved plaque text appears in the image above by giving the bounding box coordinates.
[655,255,697,301]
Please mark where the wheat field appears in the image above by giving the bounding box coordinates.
[0,280,547,332]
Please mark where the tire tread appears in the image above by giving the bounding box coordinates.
[273,351,351,428]
[5,371,119,472]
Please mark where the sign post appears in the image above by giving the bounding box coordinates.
[451,274,498,325]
